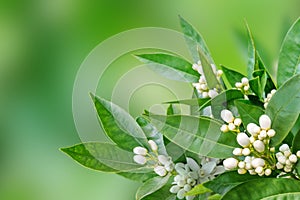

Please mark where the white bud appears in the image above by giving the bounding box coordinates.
[184,184,192,192]
[200,83,208,90]
[264,103,268,108]
[289,154,298,163]
[199,76,206,84]
[249,136,255,143]
[234,118,242,126]
[133,155,147,165]
[154,166,167,176]
[244,156,252,163]
[243,85,249,91]
[238,168,247,174]
[247,123,261,136]
[221,109,234,123]
[245,163,252,170]
[284,166,292,172]
[255,166,263,174]
[192,63,199,71]
[270,147,275,152]
[242,148,251,156]
[192,83,201,90]
[233,148,243,156]
[238,161,246,169]
[148,140,158,151]
[158,155,169,165]
[259,130,267,138]
[248,169,256,175]
[277,156,286,164]
[202,92,209,98]
[253,140,265,153]
[235,82,243,88]
[259,114,272,130]
[267,129,276,137]
[186,157,200,172]
[279,144,290,152]
[251,158,265,168]
[165,162,174,172]
[133,146,148,155]
[217,70,223,77]
[177,188,186,199]
[265,168,272,176]
[276,152,284,158]
[170,185,180,194]
[271,89,276,94]
[220,124,229,132]
[284,150,291,157]
[223,158,238,170]
[285,159,291,166]
[208,89,218,98]
[241,77,249,85]
[297,151,300,158]
[237,132,250,147]
[228,123,236,131]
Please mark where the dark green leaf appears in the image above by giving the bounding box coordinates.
[277,17,300,87]
[135,53,198,82]
[234,99,264,126]
[91,95,148,151]
[292,128,300,153]
[295,161,300,177]
[136,174,170,200]
[185,184,212,196]
[266,74,300,146]
[291,115,300,136]
[222,178,300,200]
[148,115,239,158]
[141,177,176,200]
[61,143,146,172]
[204,171,263,195]
[221,65,245,88]
[179,15,213,63]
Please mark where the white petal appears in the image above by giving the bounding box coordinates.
[133,146,148,155]
[251,158,265,168]
[133,155,147,165]
[220,109,234,123]
[148,140,158,151]
[223,158,238,170]
[259,114,272,130]
[157,155,169,165]
[247,123,260,135]
[253,140,265,153]
[236,132,250,147]
[154,166,167,176]
[186,157,200,172]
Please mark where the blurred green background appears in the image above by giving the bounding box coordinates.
[0,0,299,199]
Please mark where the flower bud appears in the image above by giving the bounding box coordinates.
[251,158,265,168]
[208,89,218,98]
[237,132,250,147]
[238,168,247,174]
[220,124,229,132]
[243,85,249,91]
[284,150,291,157]
[165,162,174,172]
[154,166,167,176]
[200,83,208,90]
[170,185,180,194]
[217,70,223,77]
[235,82,243,88]
[186,157,200,172]
[234,118,242,126]
[284,166,292,172]
[177,189,186,199]
[265,168,272,176]
[133,155,147,165]
[133,146,148,155]
[259,114,271,130]
[279,144,290,152]
[228,123,236,131]
[248,169,256,175]
[158,155,169,165]
[271,89,276,95]
[297,151,300,158]
[202,92,209,98]
[223,158,238,170]
[148,140,158,151]
[267,129,276,137]
[247,123,260,136]
[221,109,234,123]
[289,154,298,163]
[253,140,265,153]
[242,148,251,156]
[233,148,243,156]
[184,184,192,192]
[241,77,249,85]
[277,156,286,164]
[259,130,267,138]
[238,161,246,169]
[199,76,206,84]
[192,63,199,71]
[255,166,263,174]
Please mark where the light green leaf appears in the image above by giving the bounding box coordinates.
[222,178,300,200]
[235,99,264,126]
[166,98,210,107]
[148,115,239,158]
[221,65,245,88]
[207,194,222,200]
[135,53,198,82]
[277,17,300,87]
[118,171,157,182]
[266,74,300,146]
[249,70,267,100]
[179,15,213,64]
[136,174,170,200]
[141,178,176,200]
[61,143,147,172]
[91,95,148,151]
[292,128,300,153]
[185,184,212,196]
[291,115,300,136]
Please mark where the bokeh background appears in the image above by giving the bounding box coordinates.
[0,0,299,199]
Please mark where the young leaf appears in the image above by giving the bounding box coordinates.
[61,143,145,172]
[234,99,264,126]
[136,174,170,200]
[135,53,198,82]
[185,184,212,196]
[203,171,262,195]
[179,15,214,64]
[266,74,300,146]
[148,115,239,158]
[91,95,148,151]
[222,178,300,200]
[221,65,245,88]
[277,17,300,87]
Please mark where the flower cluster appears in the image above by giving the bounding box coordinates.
[263,89,276,108]
[133,140,174,177]
[220,109,242,133]
[170,157,224,200]
[275,144,300,174]
[192,61,222,99]
[223,114,278,176]
[234,77,250,93]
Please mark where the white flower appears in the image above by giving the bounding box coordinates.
[276,162,284,169]
[186,157,200,171]
[148,140,158,151]
[223,158,238,170]
[202,92,209,98]
[221,109,234,123]
[133,155,147,165]
[255,166,263,174]
[253,140,265,153]
[251,158,265,168]
[259,114,271,130]
[133,146,148,155]
[154,166,167,176]
[238,161,245,169]
[247,123,261,136]
[220,124,229,132]
[177,188,186,199]
[236,132,250,147]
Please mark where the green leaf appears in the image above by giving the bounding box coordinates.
[117,171,157,182]
[185,184,212,196]
[292,128,300,153]
[179,15,213,64]
[61,143,146,172]
[136,116,168,155]
[148,115,239,158]
[166,98,210,107]
[207,194,222,200]
[221,65,245,88]
[235,99,265,126]
[91,95,148,151]
[266,74,300,146]
[249,70,267,100]
[291,115,300,136]
[203,171,263,195]
[245,21,255,78]
[136,174,170,200]
[222,178,300,200]
[295,161,300,177]
[277,17,300,87]
[141,177,176,200]
[135,53,198,82]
